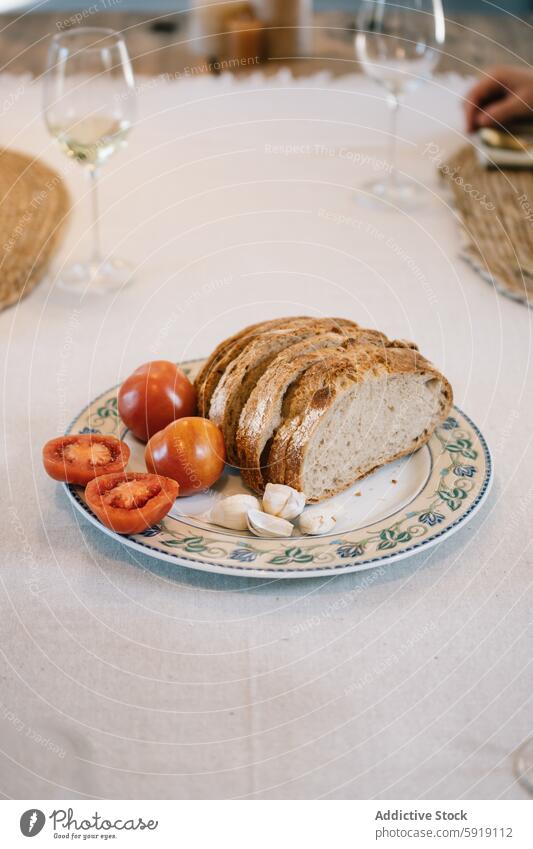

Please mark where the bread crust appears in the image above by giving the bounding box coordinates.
[274,346,453,501]
[236,328,390,491]
[195,316,358,416]
[195,318,297,416]
[208,318,360,464]
[237,334,353,490]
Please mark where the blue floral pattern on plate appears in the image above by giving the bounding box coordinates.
[453,465,476,477]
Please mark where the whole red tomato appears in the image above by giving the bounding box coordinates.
[118,361,196,442]
[145,417,225,497]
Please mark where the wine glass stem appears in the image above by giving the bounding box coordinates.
[387,93,400,192]
[89,166,103,266]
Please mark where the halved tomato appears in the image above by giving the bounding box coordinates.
[43,435,130,486]
[85,472,179,534]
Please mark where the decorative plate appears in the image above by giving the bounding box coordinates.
[64,359,493,579]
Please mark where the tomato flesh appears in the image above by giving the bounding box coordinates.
[43,435,130,486]
[118,360,197,442]
[63,441,112,467]
[102,478,163,510]
[85,472,179,534]
[145,417,225,497]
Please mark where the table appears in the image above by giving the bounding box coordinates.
[1,10,532,78]
[1,68,532,800]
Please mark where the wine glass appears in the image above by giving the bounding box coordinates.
[516,738,533,794]
[355,0,445,209]
[43,28,136,294]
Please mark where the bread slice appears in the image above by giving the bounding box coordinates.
[236,328,390,491]
[266,345,452,502]
[256,336,419,491]
[208,318,359,464]
[195,318,294,417]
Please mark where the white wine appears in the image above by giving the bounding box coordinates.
[43,27,137,291]
[50,115,131,167]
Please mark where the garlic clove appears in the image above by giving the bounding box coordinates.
[262,483,306,520]
[299,510,337,535]
[209,494,261,530]
[261,483,287,517]
[247,509,294,538]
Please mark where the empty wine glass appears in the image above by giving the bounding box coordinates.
[43,27,136,293]
[516,738,533,794]
[355,0,445,209]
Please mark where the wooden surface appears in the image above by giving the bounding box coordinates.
[1,10,532,79]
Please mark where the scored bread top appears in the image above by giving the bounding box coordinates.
[195,317,294,417]
[195,317,322,416]
[195,316,358,417]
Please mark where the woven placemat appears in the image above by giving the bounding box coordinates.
[440,146,533,307]
[0,149,69,311]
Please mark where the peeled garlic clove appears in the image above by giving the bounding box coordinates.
[209,494,261,530]
[262,483,306,520]
[247,509,294,538]
[299,510,336,535]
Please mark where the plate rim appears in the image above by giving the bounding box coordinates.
[63,363,493,580]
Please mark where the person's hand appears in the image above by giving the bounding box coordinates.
[464,65,533,132]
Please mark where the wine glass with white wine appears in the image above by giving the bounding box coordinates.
[355,0,445,209]
[43,27,136,293]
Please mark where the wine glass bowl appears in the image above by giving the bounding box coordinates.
[356,4,444,95]
[355,0,445,208]
[43,27,136,294]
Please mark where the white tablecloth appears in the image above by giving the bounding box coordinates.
[1,69,532,800]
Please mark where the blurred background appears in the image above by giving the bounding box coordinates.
[2,1,532,78]
[28,0,533,9]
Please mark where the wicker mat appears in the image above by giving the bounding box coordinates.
[441,146,533,308]
[0,149,69,311]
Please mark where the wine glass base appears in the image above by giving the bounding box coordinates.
[56,256,134,295]
[515,738,533,794]
[355,176,425,211]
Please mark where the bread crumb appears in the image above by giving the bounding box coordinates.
[391,479,397,484]
[354,491,362,496]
